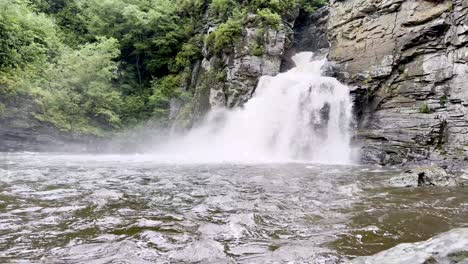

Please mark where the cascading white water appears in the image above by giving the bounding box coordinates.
[159,52,354,164]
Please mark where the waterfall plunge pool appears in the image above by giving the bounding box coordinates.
[0,153,467,263]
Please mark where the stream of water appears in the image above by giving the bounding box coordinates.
[0,153,467,263]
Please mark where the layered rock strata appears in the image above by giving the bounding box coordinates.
[327,0,468,165]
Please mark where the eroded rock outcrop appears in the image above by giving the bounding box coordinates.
[327,0,468,165]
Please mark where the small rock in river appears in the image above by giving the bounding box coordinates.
[389,166,459,187]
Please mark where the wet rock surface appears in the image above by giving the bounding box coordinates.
[351,228,468,264]
[327,0,468,165]
[389,166,459,187]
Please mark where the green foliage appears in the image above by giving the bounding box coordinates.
[208,16,244,53]
[248,0,297,16]
[216,70,227,82]
[251,43,265,56]
[0,0,59,70]
[210,0,238,21]
[38,37,123,134]
[120,94,149,125]
[174,35,203,70]
[0,0,330,134]
[149,74,189,121]
[0,103,5,118]
[31,0,90,46]
[257,8,282,29]
[300,0,328,14]
[81,0,185,79]
[419,103,431,114]
[440,95,448,107]
[0,70,22,98]
[177,0,206,17]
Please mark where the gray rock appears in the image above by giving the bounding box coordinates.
[0,117,97,153]
[389,166,459,187]
[0,97,100,152]
[327,0,468,165]
[293,7,330,53]
[351,228,468,264]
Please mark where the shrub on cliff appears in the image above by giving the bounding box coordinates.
[207,15,245,53]
[210,0,239,21]
[257,8,282,29]
[301,0,329,14]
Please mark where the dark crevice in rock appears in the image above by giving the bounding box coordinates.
[281,7,330,72]
[418,172,436,186]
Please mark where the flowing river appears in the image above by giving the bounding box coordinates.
[0,153,467,263]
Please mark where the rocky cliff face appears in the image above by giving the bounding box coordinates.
[327,0,468,165]
[0,119,93,152]
[0,99,95,152]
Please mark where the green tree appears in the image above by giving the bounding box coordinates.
[300,0,328,14]
[31,0,90,46]
[0,0,59,71]
[210,0,238,21]
[38,37,123,134]
[149,74,189,123]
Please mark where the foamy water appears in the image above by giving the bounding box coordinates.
[1,153,467,263]
[156,52,354,164]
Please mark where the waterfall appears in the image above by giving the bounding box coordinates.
[159,52,354,164]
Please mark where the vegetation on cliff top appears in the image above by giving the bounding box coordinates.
[0,0,327,136]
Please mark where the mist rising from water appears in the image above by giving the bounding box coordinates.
[152,52,355,164]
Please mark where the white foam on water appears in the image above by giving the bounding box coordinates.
[154,52,355,164]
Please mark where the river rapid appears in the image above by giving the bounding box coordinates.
[0,153,467,263]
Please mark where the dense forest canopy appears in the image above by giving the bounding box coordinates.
[0,0,327,136]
